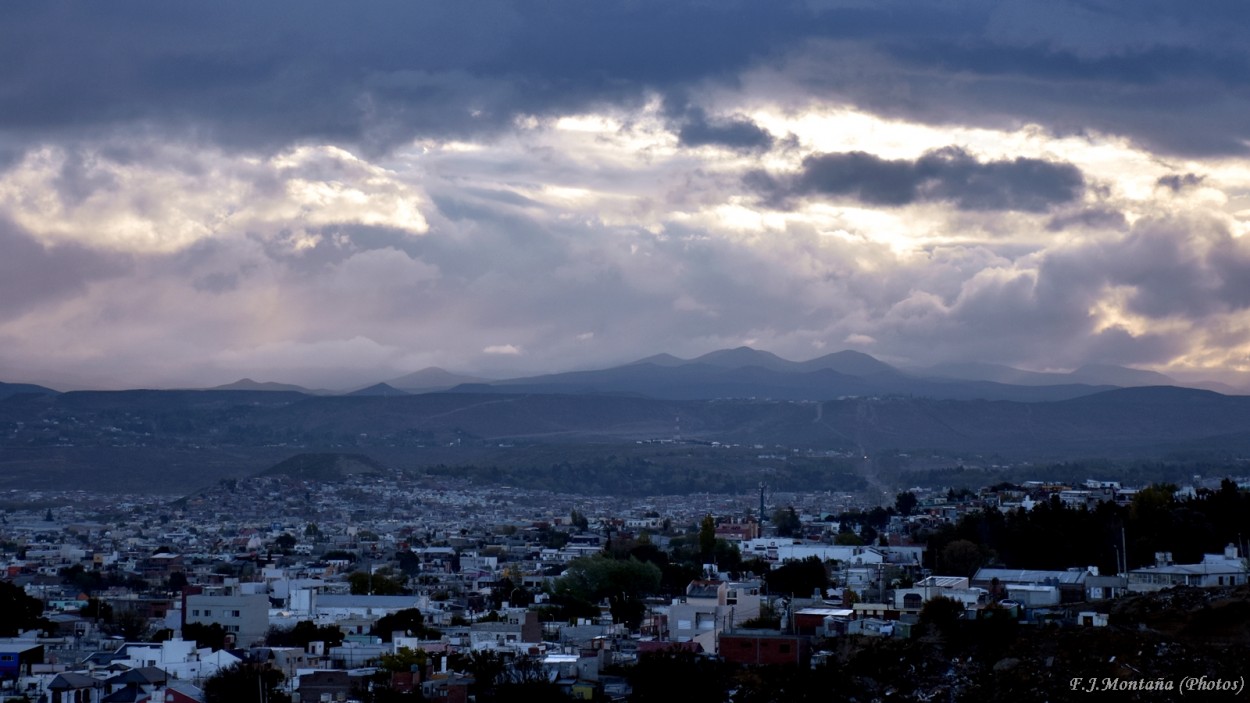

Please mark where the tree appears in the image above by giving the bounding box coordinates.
[895,491,918,516]
[771,507,802,537]
[378,646,428,673]
[349,570,406,595]
[267,621,344,648]
[450,650,506,699]
[698,514,716,557]
[937,539,984,578]
[204,664,290,703]
[0,581,48,636]
[555,555,660,629]
[764,556,828,598]
[183,621,229,650]
[569,509,589,531]
[919,595,965,638]
[59,563,105,595]
[273,533,297,553]
[834,531,865,546]
[372,608,438,642]
[105,609,151,641]
[81,598,113,624]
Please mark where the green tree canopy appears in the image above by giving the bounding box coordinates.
[555,555,661,603]
[556,554,661,629]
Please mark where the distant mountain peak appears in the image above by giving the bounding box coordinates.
[348,382,409,397]
[210,378,311,393]
[389,367,489,391]
[629,353,686,367]
[690,347,793,371]
[800,349,897,376]
[1069,364,1176,387]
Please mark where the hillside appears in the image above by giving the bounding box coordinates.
[0,381,59,401]
[6,386,1250,493]
[259,453,389,481]
[7,387,1250,455]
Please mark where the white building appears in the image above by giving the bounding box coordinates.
[1127,545,1249,592]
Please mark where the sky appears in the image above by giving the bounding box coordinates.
[5,1,1250,390]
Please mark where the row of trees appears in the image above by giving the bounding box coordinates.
[923,479,1250,575]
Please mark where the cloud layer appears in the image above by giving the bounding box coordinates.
[4,2,1250,389]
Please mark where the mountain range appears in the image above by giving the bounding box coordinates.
[431,347,1228,403]
[7,348,1240,403]
[4,377,1250,493]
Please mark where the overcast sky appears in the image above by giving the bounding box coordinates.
[5,1,1250,390]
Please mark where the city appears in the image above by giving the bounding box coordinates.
[6,1,1250,700]
[2,458,1248,701]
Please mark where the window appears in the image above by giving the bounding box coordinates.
[192,609,200,617]
[203,609,212,617]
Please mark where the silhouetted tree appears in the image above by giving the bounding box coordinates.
[895,491,918,516]
[372,608,437,642]
[764,556,828,598]
[204,664,290,703]
[0,581,48,636]
[771,507,802,537]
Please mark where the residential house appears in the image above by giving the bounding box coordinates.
[718,630,810,667]
[0,640,44,680]
[972,567,1093,604]
[892,576,987,613]
[669,580,730,652]
[468,609,541,651]
[46,672,106,703]
[1127,546,1249,592]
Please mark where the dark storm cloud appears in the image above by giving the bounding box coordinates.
[891,42,1250,89]
[5,2,1246,157]
[758,147,1084,211]
[1046,208,1128,232]
[676,108,774,151]
[0,1,850,152]
[0,220,129,319]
